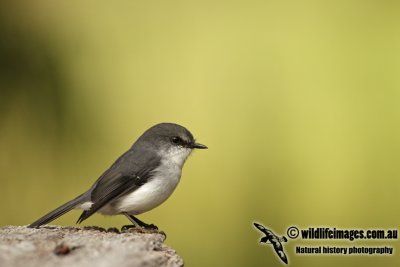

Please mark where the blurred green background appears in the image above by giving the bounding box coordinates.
[1,1,399,266]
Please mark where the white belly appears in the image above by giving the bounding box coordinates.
[82,146,191,215]
[80,172,181,215]
[114,169,181,215]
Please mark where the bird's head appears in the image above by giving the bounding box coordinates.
[136,123,207,167]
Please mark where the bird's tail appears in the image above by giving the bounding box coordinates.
[28,192,90,228]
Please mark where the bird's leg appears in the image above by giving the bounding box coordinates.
[121,213,158,231]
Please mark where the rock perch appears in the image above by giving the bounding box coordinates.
[0,226,184,267]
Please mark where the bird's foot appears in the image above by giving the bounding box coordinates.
[141,223,158,231]
[121,224,136,232]
[121,223,157,232]
[121,224,166,238]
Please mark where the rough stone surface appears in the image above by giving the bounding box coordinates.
[0,226,184,267]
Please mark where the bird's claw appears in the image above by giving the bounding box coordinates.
[121,224,165,238]
[121,224,158,231]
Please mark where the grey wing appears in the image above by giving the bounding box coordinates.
[76,173,138,223]
[77,148,161,223]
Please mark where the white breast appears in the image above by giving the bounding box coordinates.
[106,146,192,215]
[115,169,180,214]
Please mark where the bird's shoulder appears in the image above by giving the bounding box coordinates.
[90,147,161,196]
[104,146,161,177]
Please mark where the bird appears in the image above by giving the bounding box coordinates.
[28,123,207,230]
[254,222,289,264]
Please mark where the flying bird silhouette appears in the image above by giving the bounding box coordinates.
[254,222,288,264]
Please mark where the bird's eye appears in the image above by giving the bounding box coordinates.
[171,136,183,145]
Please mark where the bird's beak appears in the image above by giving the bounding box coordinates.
[192,142,208,149]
